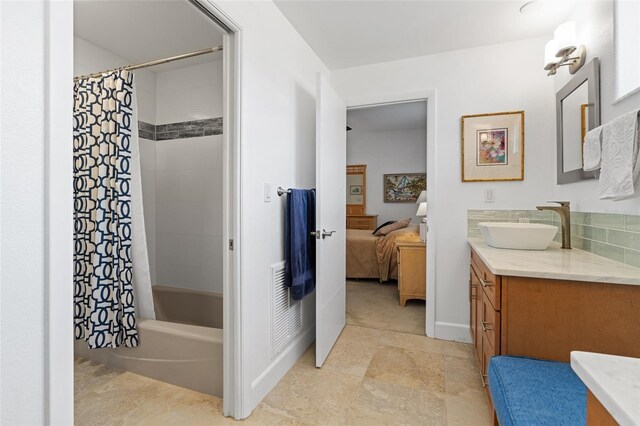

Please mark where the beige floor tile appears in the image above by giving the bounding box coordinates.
[322,325,383,378]
[347,280,425,336]
[364,346,445,397]
[75,358,224,426]
[346,378,446,426]
[243,403,308,425]
[442,341,476,360]
[261,364,362,425]
[444,355,483,396]
[376,328,444,355]
[445,390,492,426]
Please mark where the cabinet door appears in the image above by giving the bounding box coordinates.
[470,269,479,351]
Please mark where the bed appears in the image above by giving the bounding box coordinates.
[346,224,420,282]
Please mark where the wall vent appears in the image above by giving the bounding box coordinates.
[270,261,303,358]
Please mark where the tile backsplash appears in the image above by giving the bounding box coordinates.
[468,210,640,269]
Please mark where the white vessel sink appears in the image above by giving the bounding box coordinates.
[478,222,559,250]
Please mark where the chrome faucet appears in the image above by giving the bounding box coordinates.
[536,201,571,249]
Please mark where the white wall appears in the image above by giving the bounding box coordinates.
[154,61,224,293]
[347,127,426,223]
[213,1,329,417]
[332,37,556,342]
[156,59,222,124]
[1,1,74,424]
[551,0,640,215]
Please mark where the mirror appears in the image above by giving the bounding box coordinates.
[346,164,366,215]
[556,58,600,184]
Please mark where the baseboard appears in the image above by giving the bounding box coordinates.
[246,324,315,416]
[435,321,472,343]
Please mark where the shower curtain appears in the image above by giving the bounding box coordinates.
[73,70,155,349]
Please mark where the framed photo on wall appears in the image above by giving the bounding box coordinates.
[383,173,426,203]
[461,111,525,182]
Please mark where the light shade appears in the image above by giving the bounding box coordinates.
[544,39,559,68]
[554,21,577,56]
[416,202,427,216]
[416,190,427,204]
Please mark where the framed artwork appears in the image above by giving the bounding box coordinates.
[461,111,525,182]
[383,173,426,203]
[349,185,362,195]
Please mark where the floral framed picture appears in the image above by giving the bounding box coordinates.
[383,173,426,203]
[461,111,524,182]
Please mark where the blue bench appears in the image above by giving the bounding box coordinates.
[488,356,587,426]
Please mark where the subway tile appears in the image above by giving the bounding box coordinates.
[607,229,640,251]
[156,131,180,141]
[571,212,592,225]
[591,241,625,263]
[590,213,626,230]
[580,225,606,242]
[571,236,586,250]
[179,129,206,138]
[626,215,640,232]
[138,121,155,133]
[624,249,640,269]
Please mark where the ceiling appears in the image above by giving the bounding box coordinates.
[347,101,427,134]
[74,0,225,72]
[274,0,575,70]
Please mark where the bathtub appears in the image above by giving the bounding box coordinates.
[75,285,223,397]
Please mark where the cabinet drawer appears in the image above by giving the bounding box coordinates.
[481,288,500,351]
[349,217,372,226]
[471,249,501,310]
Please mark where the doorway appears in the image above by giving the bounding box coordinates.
[70,0,242,421]
[344,101,428,336]
[342,91,437,341]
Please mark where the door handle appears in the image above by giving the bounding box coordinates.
[310,230,321,239]
[321,229,336,239]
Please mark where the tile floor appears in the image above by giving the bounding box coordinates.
[346,279,425,335]
[75,283,490,425]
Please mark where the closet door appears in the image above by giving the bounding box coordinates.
[315,73,346,367]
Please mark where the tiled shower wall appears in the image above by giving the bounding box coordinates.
[151,60,224,293]
[468,210,640,269]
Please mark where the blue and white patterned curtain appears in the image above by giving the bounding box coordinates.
[73,70,139,348]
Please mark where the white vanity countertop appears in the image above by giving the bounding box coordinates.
[468,237,640,285]
[571,351,640,425]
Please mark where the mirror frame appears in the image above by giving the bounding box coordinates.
[346,164,367,215]
[556,57,601,184]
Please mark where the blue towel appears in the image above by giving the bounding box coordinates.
[285,189,316,301]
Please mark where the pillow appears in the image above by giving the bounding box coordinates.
[374,218,411,236]
[372,220,396,235]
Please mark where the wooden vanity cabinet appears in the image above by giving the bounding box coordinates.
[469,247,640,421]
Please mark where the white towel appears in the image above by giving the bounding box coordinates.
[583,126,603,171]
[599,109,640,200]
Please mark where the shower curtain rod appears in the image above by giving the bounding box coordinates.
[73,45,223,81]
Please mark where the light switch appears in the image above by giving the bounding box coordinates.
[485,188,495,203]
[264,183,272,202]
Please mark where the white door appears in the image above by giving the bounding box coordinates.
[315,73,347,367]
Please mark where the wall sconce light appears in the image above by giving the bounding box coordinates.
[544,22,586,76]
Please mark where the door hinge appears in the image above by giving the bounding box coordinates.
[229,239,234,251]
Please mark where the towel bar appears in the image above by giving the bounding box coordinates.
[277,187,292,196]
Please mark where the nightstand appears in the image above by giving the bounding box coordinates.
[396,240,426,307]
[346,214,378,230]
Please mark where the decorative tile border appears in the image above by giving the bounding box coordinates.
[468,210,640,269]
[138,118,222,141]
